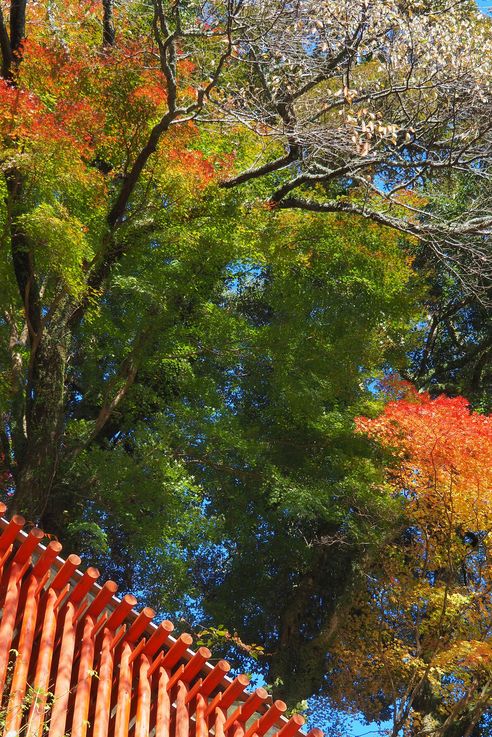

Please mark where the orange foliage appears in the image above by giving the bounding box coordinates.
[324,388,492,728]
[356,385,492,543]
[0,6,229,185]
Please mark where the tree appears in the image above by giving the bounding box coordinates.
[0,0,422,635]
[0,0,490,522]
[221,0,492,296]
[406,177,492,410]
[164,212,423,702]
[324,385,492,736]
[0,0,490,716]
[0,0,240,519]
[409,276,491,411]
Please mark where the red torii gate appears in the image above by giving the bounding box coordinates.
[0,505,323,737]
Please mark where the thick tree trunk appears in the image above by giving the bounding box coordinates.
[10,321,69,522]
[6,160,69,523]
[268,545,356,705]
[269,607,340,705]
[10,0,27,53]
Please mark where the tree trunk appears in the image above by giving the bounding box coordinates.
[9,0,27,56]
[102,0,115,46]
[268,545,356,705]
[10,321,69,522]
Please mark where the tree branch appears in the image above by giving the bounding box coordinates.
[68,318,156,460]
[275,196,422,237]
[221,148,298,188]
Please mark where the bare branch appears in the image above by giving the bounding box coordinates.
[216,0,492,297]
[221,148,299,187]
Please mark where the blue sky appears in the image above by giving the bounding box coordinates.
[348,720,390,737]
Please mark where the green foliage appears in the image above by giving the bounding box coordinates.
[17,203,93,297]
[28,180,424,641]
[1,0,487,724]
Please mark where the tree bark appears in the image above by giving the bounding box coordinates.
[102,0,115,47]
[0,7,12,79]
[11,320,69,522]
[5,159,65,522]
[9,0,27,62]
